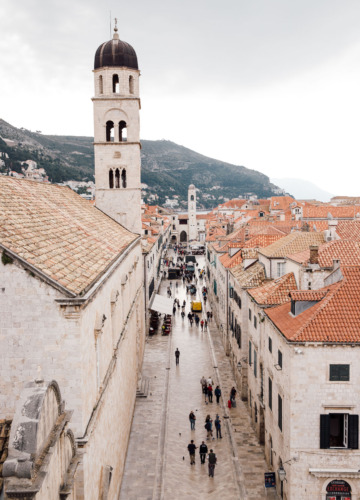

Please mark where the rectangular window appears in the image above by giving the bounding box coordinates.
[229,287,234,298]
[268,337,272,353]
[268,378,272,410]
[277,262,286,278]
[278,394,283,431]
[330,364,350,381]
[278,350,282,369]
[254,350,257,378]
[254,316,257,329]
[320,414,358,449]
[248,341,252,366]
[249,308,252,321]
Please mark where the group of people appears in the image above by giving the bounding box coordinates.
[187,440,217,476]
[200,376,222,404]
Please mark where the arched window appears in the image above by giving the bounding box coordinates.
[99,75,103,94]
[190,195,194,201]
[121,169,127,188]
[129,75,134,94]
[115,169,120,188]
[119,121,127,142]
[106,121,114,142]
[112,74,119,93]
[109,169,114,188]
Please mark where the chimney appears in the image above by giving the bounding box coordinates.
[309,245,319,264]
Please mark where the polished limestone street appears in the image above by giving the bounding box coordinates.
[119,254,273,500]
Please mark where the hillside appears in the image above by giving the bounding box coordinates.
[0,119,282,208]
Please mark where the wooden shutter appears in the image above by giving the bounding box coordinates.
[320,414,330,449]
[348,415,359,449]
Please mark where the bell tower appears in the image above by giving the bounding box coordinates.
[188,184,197,242]
[92,21,141,233]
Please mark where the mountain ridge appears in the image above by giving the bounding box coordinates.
[0,118,284,208]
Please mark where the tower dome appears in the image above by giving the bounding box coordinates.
[94,25,138,70]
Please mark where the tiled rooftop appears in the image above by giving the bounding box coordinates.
[266,267,360,343]
[230,261,266,288]
[336,220,360,240]
[0,177,137,296]
[242,234,285,249]
[259,232,325,258]
[248,272,297,305]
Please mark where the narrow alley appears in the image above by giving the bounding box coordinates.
[119,252,271,500]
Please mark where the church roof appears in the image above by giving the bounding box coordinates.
[94,33,138,70]
[0,177,138,296]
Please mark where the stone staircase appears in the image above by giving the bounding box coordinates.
[136,376,150,398]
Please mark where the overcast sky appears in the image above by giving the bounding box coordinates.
[1,0,360,197]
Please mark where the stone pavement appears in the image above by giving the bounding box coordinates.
[119,253,274,500]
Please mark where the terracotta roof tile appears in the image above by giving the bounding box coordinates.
[266,267,360,342]
[336,220,360,240]
[243,234,285,249]
[230,261,266,288]
[219,251,243,268]
[248,273,297,305]
[259,232,325,258]
[0,177,137,295]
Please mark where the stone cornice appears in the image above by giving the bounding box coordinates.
[309,468,360,478]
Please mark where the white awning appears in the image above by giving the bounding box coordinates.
[150,294,173,315]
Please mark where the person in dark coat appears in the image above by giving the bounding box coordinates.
[187,440,197,465]
[214,414,222,438]
[199,441,208,464]
[214,385,221,404]
[208,449,217,477]
[175,348,180,365]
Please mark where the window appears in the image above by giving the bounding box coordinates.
[249,308,252,321]
[254,350,257,378]
[248,341,252,366]
[129,75,134,94]
[330,364,350,381]
[109,169,114,189]
[190,195,194,201]
[114,168,120,188]
[277,262,286,278]
[268,337,272,353]
[320,414,358,449]
[106,121,114,142]
[172,225,176,230]
[99,75,103,94]
[121,169,127,188]
[278,350,282,369]
[113,74,119,93]
[278,395,283,431]
[268,378,272,410]
[254,316,257,329]
[229,287,234,298]
[119,121,127,142]
[236,325,241,348]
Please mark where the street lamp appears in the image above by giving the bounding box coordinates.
[277,465,286,499]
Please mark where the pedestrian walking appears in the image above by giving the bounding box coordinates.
[173,306,176,315]
[199,441,208,464]
[208,384,213,403]
[189,410,196,430]
[230,386,237,407]
[181,311,185,319]
[214,385,221,404]
[176,281,178,289]
[210,311,213,321]
[205,417,213,440]
[187,440,197,465]
[175,348,180,365]
[201,376,207,394]
[204,319,208,329]
[200,319,204,331]
[214,414,222,438]
[208,449,217,477]
[207,311,210,320]
[207,376,214,386]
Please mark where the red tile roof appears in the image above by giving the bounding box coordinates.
[243,234,285,249]
[248,272,297,305]
[259,232,325,258]
[303,206,360,219]
[336,220,360,240]
[266,267,360,343]
[0,177,137,295]
[219,251,243,268]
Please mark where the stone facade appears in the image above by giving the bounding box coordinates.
[93,62,141,234]
[0,239,145,498]
[3,380,78,500]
